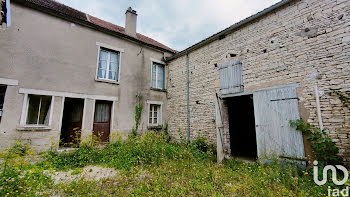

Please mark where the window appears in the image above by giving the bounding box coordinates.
[26,95,52,126]
[97,48,120,82]
[0,85,6,122]
[149,104,161,126]
[1,0,10,27]
[152,63,165,89]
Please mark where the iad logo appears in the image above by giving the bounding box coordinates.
[313,160,348,186]
[313,160,349,197]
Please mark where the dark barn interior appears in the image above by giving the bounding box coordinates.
[227,94,257,160]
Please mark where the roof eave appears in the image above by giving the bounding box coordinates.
[165,0,295,62]
[13,0,176,54]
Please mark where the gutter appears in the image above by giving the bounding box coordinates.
[186,53,190,143]
[13,0,176,54]
[165,0,295,62]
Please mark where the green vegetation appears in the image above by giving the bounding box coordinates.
[332,90,350,110]
[0,132,340,196]
[290,119,342,166]
[131,93,143,137]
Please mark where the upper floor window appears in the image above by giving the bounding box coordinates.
[97,48,120,82]
[152,63,165,89]
[26,95,52,126]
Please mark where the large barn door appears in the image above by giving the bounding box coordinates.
[253,86,305,159]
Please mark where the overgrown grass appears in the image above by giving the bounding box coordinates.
[0,132,342,196]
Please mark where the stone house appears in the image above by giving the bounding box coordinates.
[0,0,349,164]
[0,0,175,151]
[166,0,350,163]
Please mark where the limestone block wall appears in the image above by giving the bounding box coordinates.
[167,0,350,162]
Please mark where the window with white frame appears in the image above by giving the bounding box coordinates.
[1,0,10,27]
[149,104,161,126]
[25,95,52,126]
[97,48,120,82]
[152,63,165,89]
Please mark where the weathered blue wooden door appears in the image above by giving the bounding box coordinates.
[253,85,305,159]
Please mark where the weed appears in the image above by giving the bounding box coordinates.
[290,119,342,166]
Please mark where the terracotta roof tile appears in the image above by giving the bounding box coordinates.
[16,0,176,53]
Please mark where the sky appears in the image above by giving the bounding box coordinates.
[56,0,281,51]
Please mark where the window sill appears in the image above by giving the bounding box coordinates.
[95,78,120,85]
[150,87,167,92]
[147,125,163,130]
[17,126,51,131]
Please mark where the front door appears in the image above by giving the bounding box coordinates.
[93,100,112,142]
[60,98,84,147]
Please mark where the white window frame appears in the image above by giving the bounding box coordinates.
[147,100,163,126]
[95,42,123,84]
[6,0,11,27]
[20,94,54,128]
[150,58,166,90]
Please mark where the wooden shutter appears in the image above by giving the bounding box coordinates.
[220,59,243,95]
[253,86,305,159]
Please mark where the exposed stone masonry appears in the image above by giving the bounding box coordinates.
[167,0,350,163]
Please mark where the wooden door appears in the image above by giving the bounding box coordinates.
[253,85,305,159]
[60,98,84,147]
[93,101,112,142]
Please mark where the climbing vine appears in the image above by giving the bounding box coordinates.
[131,93,143,137]
[289,119,342,166]
[332,90,350,110]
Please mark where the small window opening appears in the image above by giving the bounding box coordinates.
[229,53,237,58]
[149,104,161,126]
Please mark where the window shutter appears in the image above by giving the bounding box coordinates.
[220,59,243,95]
[253,86,305,159]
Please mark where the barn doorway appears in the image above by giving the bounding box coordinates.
[227,94,257,160]
[60,98,84,147]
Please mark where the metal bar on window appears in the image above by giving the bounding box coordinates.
[37,96,42,125]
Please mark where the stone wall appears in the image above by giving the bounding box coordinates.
[167,0,350,162]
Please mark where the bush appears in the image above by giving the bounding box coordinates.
[290,119,342,166]
[188,137,216,160]
[41,131,215,171]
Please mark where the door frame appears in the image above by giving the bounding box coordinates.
[220,83,303,159]
[59,97,85,147]
[221,83,301,99]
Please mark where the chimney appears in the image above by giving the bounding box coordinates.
[125,7,137,37]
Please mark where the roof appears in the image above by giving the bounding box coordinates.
[166,0,295,61]
[13,0,177,53]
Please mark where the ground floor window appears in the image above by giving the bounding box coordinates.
[149,104,161,126]
[26,95,52,126]
[0,85,7,122]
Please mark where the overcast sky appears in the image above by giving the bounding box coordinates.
[56,0,281,51]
